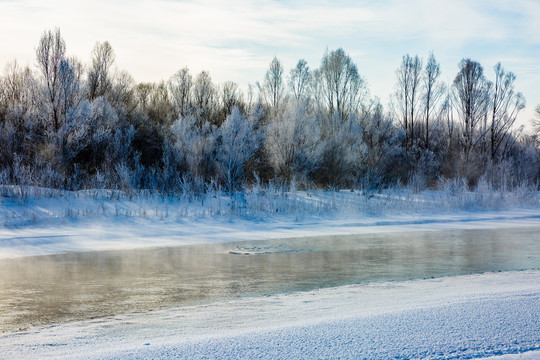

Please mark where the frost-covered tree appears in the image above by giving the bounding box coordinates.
[359,101,404,187]
[170,114,216,180]
[58,57,84,118]
[85,97,119,171]
[2,28,539,193]
[35,29,86,177]
[0,61,43,172]
[265,103,322,182]
[318,113,367,187]
[217,106,261,192]
[59,99,90,169]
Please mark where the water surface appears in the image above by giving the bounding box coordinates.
[0,227,539,333]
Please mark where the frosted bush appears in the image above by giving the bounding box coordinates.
[473,177,497,209]
[409,171,427,194]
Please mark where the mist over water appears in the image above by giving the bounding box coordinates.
[0,227,539,333]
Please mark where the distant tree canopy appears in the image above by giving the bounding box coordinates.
[0,28,537,193]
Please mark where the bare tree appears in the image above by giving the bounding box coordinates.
[310,68,325,117]
[452,58,490,166]
[392,54,422,148]
[1,61,25,108]
[134,81,173,125]
[422,53,445,150]
[440,90,455,147]
[168,67,192,118]
[36,28,66,132]
[259,56,284,114]
[192,71,215,125]
[219,80,243,123]
[135,82,153,112]
[489,63,525,160]
[148,81,173,126]
[109,69,136,115]
[0,61,40,125]
[246,83,257,110]
[288,59,312,102]
[87,41,115,100]
[318,48,366,122]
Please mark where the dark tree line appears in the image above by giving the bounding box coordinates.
[0,29,538,194]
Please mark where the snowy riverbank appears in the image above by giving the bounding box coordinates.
[1,188,539,359]
[1,270,538,359]
[1,187,540,258]
[2,207,540,259]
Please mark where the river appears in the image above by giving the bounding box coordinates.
[0,226,539,333]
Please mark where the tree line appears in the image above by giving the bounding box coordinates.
[0,28,538,194]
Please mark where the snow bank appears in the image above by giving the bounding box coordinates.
[1,270,538,359]
[1,187,540,258]
[1,207,540,258]
[1,188,539,358]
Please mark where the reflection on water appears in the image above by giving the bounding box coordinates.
[0,227,539,333]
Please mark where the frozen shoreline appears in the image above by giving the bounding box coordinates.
[1,270,538,359]
[1,190,539,358]
[1,207,540,258]
[1,187,539,258]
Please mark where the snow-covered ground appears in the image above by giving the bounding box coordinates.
[1,270,538,359]
[1,188,539,358]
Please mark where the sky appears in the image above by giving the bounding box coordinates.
[0,0,539,127]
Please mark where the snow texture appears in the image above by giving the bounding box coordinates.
[0,271,538,359]
[1,190,539,359]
